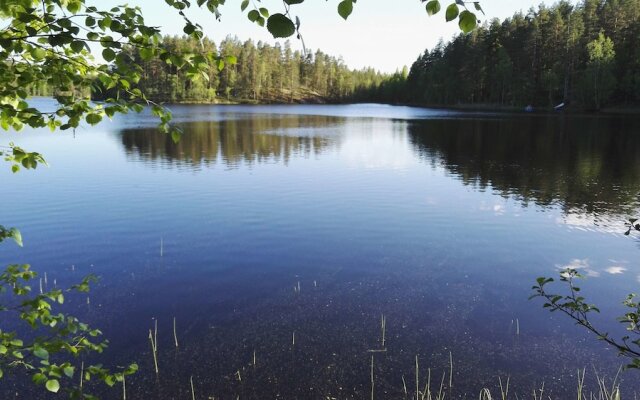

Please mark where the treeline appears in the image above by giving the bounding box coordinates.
[373,0,640,110]
[93,36,389,104]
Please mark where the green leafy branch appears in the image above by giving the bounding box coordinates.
[531,268,640,369]
[424,0,483,33]
[1,143,47,173]
[0,234,138,397]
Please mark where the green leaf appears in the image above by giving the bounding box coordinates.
[10,228,23,247]
[183,24,196,35]
[284,0,305,4]
[259,7,269,17]
[445,3,459,22]
[473,2,484,14]
[67,1,81,13]
[102,48,116,62]
[33,346,49,360]
[70,40,85,53]
[247,9,260,22]
[240,0,249,11]
[45,379,60,393]
[426,0,441,16]
[140,47,154,60]
[31,47,46,60]
[33,373,47,385]
[266,14,296,38]
[63,366,75,378]
[458,10,477,33]
[86,114,103,125]
[171,130,181,143]
[337,0,353,20]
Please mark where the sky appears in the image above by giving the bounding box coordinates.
[113,1,568,73]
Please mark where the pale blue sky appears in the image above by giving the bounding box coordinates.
[110,1,573,73]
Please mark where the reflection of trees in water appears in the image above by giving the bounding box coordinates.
[120,115,339,168]
[408,116,640,217]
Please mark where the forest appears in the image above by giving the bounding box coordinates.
[385,0,640,110]
[87,36,391,104]
[33,0,640,111]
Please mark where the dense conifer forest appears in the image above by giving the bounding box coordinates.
[385,0,640,110]
[88,36,391,104]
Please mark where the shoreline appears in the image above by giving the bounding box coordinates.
[33,95,640,116]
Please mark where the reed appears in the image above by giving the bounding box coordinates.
[577,368,586,400]
[423,368,431,400]
[160,237,164,257]
[474,369,627,400]
[190,375,195,400]
[532,381,545,400]
[449,351,453,398]
[122,372,127,400]
[498,376,509,400]
[154,318,158,351]
[437,370,446,400]
[148,329,159,374]
[173,317,179,348]
[79,361,84,390]
[381,314,387,348]
[594,366,622,400]
[415,356,419,400]
[370,355,375,400]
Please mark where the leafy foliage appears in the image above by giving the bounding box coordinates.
[531,268,640,369]
[0,230,138,397]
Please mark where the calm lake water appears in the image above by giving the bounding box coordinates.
[2,100,640,398]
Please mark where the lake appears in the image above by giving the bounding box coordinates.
[2,101,640,399]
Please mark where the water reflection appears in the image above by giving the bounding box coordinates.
[121,113,640,222]
[120,114,340,168]
[5,104,640,398]
[407,116,640,219]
